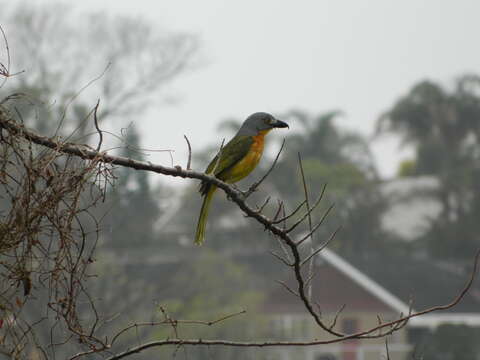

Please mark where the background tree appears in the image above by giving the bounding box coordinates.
[0,0,197,137]
[155,250,266,360]
[378,75,480,261]
[102,124,163,248]
[412,324,480,360]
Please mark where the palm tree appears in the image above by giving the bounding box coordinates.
[378,75,480,260]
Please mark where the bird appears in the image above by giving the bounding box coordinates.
[195,112,289,245]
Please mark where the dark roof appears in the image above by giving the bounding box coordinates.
[344,252,480,313]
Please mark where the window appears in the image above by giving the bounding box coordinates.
[342,318,358,335]
[315,353,338,360]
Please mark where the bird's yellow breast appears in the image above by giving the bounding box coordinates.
[224,129,271,184]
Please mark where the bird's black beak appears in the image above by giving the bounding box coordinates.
[274,119,289,129]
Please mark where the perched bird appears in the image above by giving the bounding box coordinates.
[195,112,289,245]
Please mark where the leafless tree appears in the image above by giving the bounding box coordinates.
[0,1,197,137]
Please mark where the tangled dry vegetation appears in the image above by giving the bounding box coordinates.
[0,104,114,357]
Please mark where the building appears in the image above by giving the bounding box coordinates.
[262,248,480,360]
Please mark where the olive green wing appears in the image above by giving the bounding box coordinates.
[200,135,253,195]
[207,135,253,176]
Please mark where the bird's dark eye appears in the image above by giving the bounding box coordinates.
[265,117,274,125]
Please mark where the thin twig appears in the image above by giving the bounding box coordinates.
[274,226,293,265]
[269,250,293,267]
[296,204,335,246]
[285,184,328,233]
[385,338,390,360]
[298,152,314,301]
[93,100,103,152]
[329,304,346,331]
[110,310,246,347]
[275,280,300,298]
[0,24,10,88]
[254,196,271,215]
[272,200,284,222]
[0,25,25,88]
[54,62,112,137]
[272,200,306,224]
[298,153,313,238]
[300,226,341,267]
[183,135,192,170]
[304,271,316,287]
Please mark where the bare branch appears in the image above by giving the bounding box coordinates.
[253,196,271,215]
[285,183,328,233]
[269,250,293,267]
[297,152,313,240]
[275,280,300,298]
[54,62,112,137]
[0,24,25,88]
[183,134,192,170]
[271,200,306,224]
[300,226,341,267]
[329,304,346,331]
[296,204,335,246]
[385,338,390,360]
[0,24,10,87]
[93,100,103,152]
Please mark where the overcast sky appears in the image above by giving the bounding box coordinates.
[42,1,480,179]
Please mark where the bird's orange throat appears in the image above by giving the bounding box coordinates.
[251,129,272,153]
[244,129,271,170]
[223,129,271,184]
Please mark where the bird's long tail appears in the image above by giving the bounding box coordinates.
[195,185,217,245]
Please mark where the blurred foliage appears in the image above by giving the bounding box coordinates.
[0,0,196,138]
[379,75,480,261]
[412,324,480,360]
[101,124,164,248]
[155,250,267,360]
[397,158,417,177]
[161,250,265,333]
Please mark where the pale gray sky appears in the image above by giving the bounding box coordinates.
[41,1,480,179]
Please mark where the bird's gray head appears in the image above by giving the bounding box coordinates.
[237,112,289,136]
